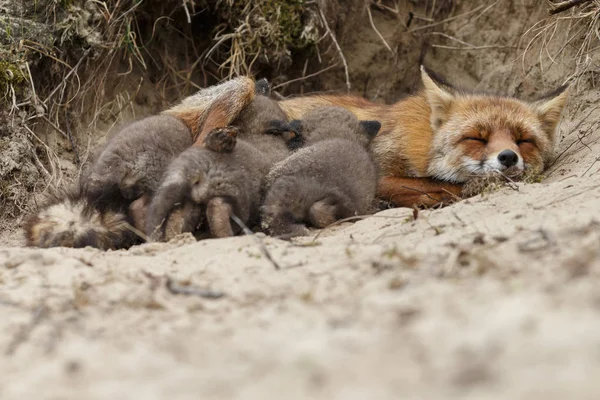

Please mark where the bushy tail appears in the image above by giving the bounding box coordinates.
[24,187,142,250]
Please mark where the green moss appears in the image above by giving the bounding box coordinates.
[215,0,316,72]
[261,0,309,47]
[0,179,9,198]
[0,60,26,101]
[60,0,75,9]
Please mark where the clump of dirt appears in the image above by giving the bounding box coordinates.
[0,113,39,220]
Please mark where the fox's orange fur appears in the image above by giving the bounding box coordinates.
[163,77,257,142]
[164,68,569,208]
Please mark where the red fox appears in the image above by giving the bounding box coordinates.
[165,67,569,207]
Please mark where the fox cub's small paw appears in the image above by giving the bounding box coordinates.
[204,126,239,153]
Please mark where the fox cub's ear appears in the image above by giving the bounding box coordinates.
[287,120,302,134]
[284,120,305,150]
[421,66,455,132]
[254,78,271,96]
[358,120,381,138]
[267,120,305,150]
[531,85,569,139]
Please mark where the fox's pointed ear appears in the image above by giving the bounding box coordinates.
[358,120,381,139]
[531,84,569,139]
[421,65,454,131]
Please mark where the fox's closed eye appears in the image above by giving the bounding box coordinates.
[517,138,536,145]
[461,137,487,144]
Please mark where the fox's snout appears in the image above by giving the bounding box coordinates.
[481,133,524,173]
[484,147,523,174]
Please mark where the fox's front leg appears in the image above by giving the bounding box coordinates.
[377,176,463,208]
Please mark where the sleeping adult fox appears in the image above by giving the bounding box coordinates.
[165,67,569,208]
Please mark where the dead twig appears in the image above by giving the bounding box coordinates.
[318,6,351,92]
[440,188,463,202]
[272,62,340,90]
[409,2,495,32]
[40,115,68,140]
[64,109,80,165]
[367,4,394,54]
[181,0,192,23]
[230,214,281,270]
[309,213,424,244]
[548,0,593,15]
[546,106,600,172]
[494,171,520,191]
[432,44,517,50]
[43,48,91,106]
[166,277,225,299]
[581,155,600,177]
[311,215,371,242]
[371,0,400,16]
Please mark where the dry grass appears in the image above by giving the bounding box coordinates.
[1,0,331,133]
[522,0,600,87]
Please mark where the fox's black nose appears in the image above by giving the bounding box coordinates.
[497,150,518,168]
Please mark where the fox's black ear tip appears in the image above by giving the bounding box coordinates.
[420,65,451,87]
[533,82,571,102]
[255,78,271,96]
[553,83,570,96]
[359,120,381,137]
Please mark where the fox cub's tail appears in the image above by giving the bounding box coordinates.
[24,187,142,250]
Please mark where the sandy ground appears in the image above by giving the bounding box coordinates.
[1,89,600,398]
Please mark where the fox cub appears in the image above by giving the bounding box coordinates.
[146,93,295,240]
[261,107,380,238]
[24,115,192,249]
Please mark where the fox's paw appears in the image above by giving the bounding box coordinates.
[204,126,239,153]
